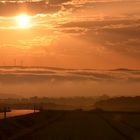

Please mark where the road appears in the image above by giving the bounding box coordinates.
[16,111,134,140]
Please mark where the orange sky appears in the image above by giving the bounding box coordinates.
[0,0,140,69]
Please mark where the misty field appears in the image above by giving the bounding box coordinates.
[0,110,140,140]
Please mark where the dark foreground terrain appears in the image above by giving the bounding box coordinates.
[0,110,140,140]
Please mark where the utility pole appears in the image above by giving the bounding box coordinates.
[34,106,36,113]
[4,107,7,119]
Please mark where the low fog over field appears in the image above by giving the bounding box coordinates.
[0,67,139,97]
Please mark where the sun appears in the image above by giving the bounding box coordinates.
[16,14,30,28]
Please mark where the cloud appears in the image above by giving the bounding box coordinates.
[0,0,140,69]
[0,67,139,97]
[0,0,71,16]
[59,17,140,58]
[0,67,139,84]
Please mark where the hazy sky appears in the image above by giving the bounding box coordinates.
[0,0,139,97]
[0,0,139,69]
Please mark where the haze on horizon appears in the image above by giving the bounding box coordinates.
[0,0,139,97]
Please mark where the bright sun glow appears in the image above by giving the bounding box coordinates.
[16,15,30,28]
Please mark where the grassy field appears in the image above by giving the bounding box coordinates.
[0,110,140,140]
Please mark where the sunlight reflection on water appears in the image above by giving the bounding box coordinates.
[0,109,34,119]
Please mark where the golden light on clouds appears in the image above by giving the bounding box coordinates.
[0,0,139,69]
[16,14,30,28]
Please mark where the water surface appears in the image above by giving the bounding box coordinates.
[0,109,34,119]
